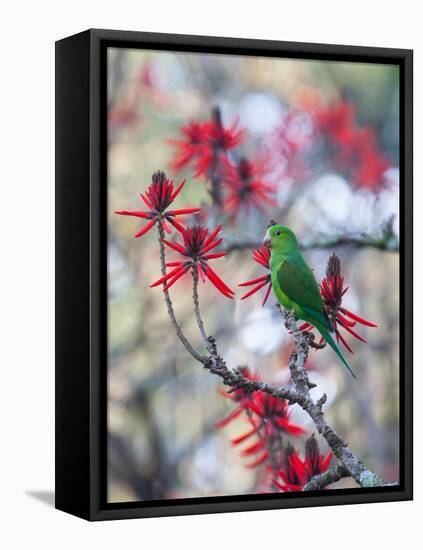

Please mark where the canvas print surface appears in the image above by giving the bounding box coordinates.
[107,47,400,503]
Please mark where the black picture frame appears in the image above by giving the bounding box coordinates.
[55,28,413,521]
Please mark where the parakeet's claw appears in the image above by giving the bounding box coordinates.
[303,331,327,350]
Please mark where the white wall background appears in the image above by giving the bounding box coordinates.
[0,1,419,547]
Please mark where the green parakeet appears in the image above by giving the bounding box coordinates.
[264,225,356,378]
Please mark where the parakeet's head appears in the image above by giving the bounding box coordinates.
[263,225,299,254]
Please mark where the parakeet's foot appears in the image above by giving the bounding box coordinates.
[303,331,327,350]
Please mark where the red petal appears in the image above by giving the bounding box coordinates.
[337,313,356,328]
[161,219,172,234]
[163,267,189,291]
[340,308,378,327]
[241,439,265,456]
[170,179,186,200]
[205,265,235,298]
[166,216,186,234]
[336,330,354,353]
[238,275,270,287]
[342,324,368,344]
[114,210,152,219]
[150,266,184,287]
[162,238,187,254]
[246,401,263,417]
[170,207,201,216]
[200,237,223,255]
[134,219,156,238]
[275,417,306,435]
[214,406,243,428]
[161,179,168,203]
[262,283,272,306]
[252,247,270,268]
[244,451,269,468]
[140,193,152,209]
[231,425,259,445]
[204,224,222,248]
[204,252,226,260]
[240,280,268,300]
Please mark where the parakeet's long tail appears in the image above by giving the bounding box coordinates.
[319,326,356,378]
[299,305,356,378]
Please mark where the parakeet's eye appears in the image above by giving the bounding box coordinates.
[275,230,281,236]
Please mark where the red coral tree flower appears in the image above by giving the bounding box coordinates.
[216,368,305,469]
[273,435,332,492]
[238,392,306,469]
[304,433,333,480]
[222,157,276,218]
[169,121,208,173]
[352,129,390,190]
[150,224,235,298]
[238,245,272,306]
[316,101,390,190]
[316,101,357,148]
[301,253,378,353]
[272,443,306,492]
[214,367,260,428]
[114,170,201,237]
[170,107,243,179]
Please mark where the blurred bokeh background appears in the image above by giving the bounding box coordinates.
[107,47,399,503]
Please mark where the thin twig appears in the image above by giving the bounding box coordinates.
[192,265,209,347]
[156,222,204,363]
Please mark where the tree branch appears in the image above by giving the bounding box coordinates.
[281,308,385,488]
[302,464,350,491]
[223,231,399,254]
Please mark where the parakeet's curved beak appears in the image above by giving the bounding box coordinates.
[263,233,272,249]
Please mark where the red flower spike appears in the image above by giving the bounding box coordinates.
[304,434,332,479]
[169,121,209,173]
[273,444,305,492]
[115,171,201,238]
[316,101,390,190]
[169,107,243,180]
[273,435,332,492]
[238,245,272,305]
[222,157,276,218]
[216,369,305,471]
[313,253,378,353]
[150,224,235,299]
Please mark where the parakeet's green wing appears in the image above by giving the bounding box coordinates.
[276,257,328,326]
